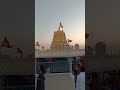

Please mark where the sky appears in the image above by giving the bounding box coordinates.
[0,0,35,57]
[35,0,85,49]
[86,0,120,54]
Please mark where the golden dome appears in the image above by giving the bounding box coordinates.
[50,27,69,51]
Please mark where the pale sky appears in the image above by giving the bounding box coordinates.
[35,0,85,49]
[86,0,120,50]
[0,0,34,57]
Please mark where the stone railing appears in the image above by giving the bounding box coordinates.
[36,61,72,74]
[35,49,85,58]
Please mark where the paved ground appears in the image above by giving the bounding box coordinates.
[35,73,75,90]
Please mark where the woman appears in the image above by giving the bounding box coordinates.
[37,64,46,90]
[72,57,77,71]
[73,69,78,88]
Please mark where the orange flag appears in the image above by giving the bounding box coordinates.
[68,39,72,43]
[1,36,14,48]
[35,41,40,46]
[85,33,93,39]
[42,46,44,49]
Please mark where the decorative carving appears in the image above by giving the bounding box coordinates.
[50,27,69,51]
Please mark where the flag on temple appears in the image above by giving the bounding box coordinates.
[68,39,72,43]
[17,48,23,58]
[42,46,44,49]
[35,41,40,46]
[59,22,63,28]
[85,33,93,39]
[1,36,14,48]
[85,33,90,39]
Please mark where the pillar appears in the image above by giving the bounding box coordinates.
[67,58,72,73]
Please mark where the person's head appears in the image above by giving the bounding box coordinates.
[40,64,46,74]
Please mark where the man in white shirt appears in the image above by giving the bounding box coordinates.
[75,64,85,90]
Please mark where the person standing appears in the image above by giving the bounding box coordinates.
[73,69,78,88]
[36,64,46,90]
[75,64,85,90]
[72,57,78,88]
[72,57,77,71]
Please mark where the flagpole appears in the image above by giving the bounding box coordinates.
[58,26,60,30]
[35,41,41,50]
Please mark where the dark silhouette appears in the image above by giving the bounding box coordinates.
[95,41,106,56]
[73,69,78,88]
[1,36,14,48]
[85,33,93,39]
[80,66,85,72]
[72,57,77,71]
[37,64,46,90]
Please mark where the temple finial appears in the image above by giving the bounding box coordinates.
[59,22,63,28]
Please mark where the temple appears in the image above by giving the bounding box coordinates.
[35,23,84,90]
[50,23,70,51]
[35,23,84,58]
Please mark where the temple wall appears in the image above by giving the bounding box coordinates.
[86,56,120,72]
[35,49,85,58]
[0,58,34,75]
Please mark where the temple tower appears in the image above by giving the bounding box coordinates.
[50,23,69,51]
